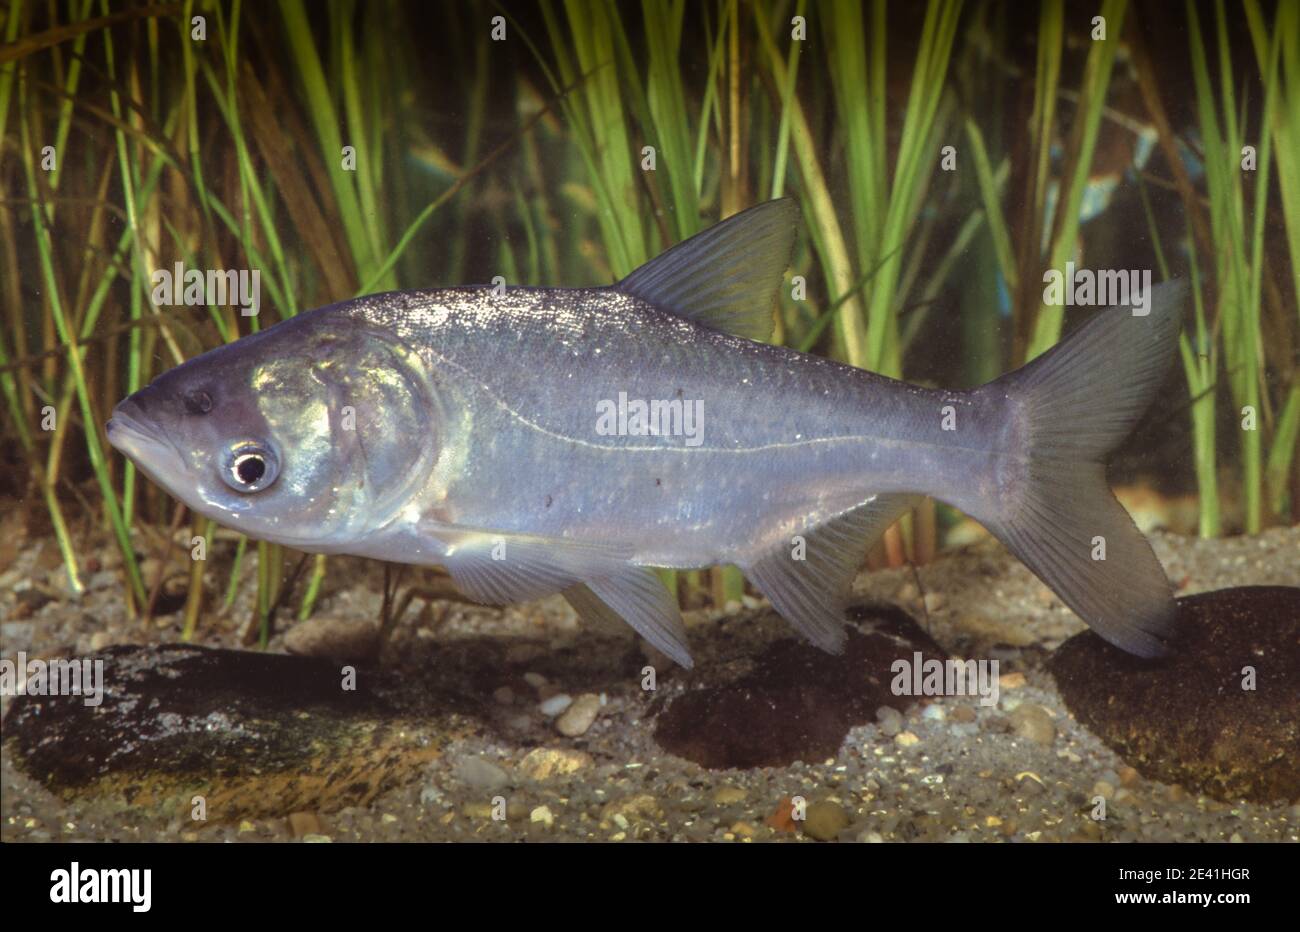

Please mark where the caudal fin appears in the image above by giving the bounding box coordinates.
[976,281,1188,657]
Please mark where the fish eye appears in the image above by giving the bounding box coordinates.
[220,441,279,493]
[184,389,213,415]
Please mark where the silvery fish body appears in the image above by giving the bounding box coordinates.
[108,201,1185,666]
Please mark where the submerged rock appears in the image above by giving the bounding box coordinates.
[654,603,947,769]
[283,614,381,662]
[1,644,473,821]
[1051,586,1300,803]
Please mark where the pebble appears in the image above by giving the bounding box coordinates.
[1015,772,1047,796]
[556,693,601,736]
[0,621,34,652]
[538,693,573,717]
[1092,780,1115,799]
[1009,703,1056,746]
[801,801,850,841]
[950,705,977,723]
[518,747,592,780]
[492,686,515,705]
[875,706,903,737]
[922,704,946,722]
[137,557,161,581]
[302,834,332,843]
[713,786,747,805]
[522,672,548,690]
[602,794,661,823]
[529,805,554,828]
[283,616,379,660]
[452,756,510,792]
[287,811,321,838]
[894,731,920,747]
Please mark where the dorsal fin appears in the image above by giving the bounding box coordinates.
[614,199,798,342]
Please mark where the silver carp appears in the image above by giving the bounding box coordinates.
[108,200,1185,666]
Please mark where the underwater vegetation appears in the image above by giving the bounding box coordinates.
[2,1,1297,647]
[1,2,1297,640]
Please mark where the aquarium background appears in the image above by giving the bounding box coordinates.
[1,0,1297,639]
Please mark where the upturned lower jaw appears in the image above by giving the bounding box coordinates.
[106,411,186,492]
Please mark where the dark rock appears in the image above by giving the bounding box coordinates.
[1051,586,1300,803]
[654,603,947,768]
[1,644,474,821]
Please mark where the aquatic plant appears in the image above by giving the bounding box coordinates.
[1,0,1294,638]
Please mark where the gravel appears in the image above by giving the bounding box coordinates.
[2,523,1297,843]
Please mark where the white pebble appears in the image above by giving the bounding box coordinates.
[538,694,573,717]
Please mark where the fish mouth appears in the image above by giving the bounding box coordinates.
[106,405,186,489]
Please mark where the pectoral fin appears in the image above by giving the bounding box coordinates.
[428,523,693,667]
[434,527,628,605]
[742,495,921,652]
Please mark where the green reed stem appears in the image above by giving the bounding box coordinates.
[20,95,145,605]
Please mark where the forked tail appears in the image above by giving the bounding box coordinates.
[974,281,1188,657]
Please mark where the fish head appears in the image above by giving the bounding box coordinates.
[107,312,440,550]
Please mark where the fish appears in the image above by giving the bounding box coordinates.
[107,199,1186,667]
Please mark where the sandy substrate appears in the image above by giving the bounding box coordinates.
[2,524,1297,842]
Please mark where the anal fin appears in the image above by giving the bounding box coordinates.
[742,494,921,652]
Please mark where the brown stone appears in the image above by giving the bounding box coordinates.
[1050,586,1300,803]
